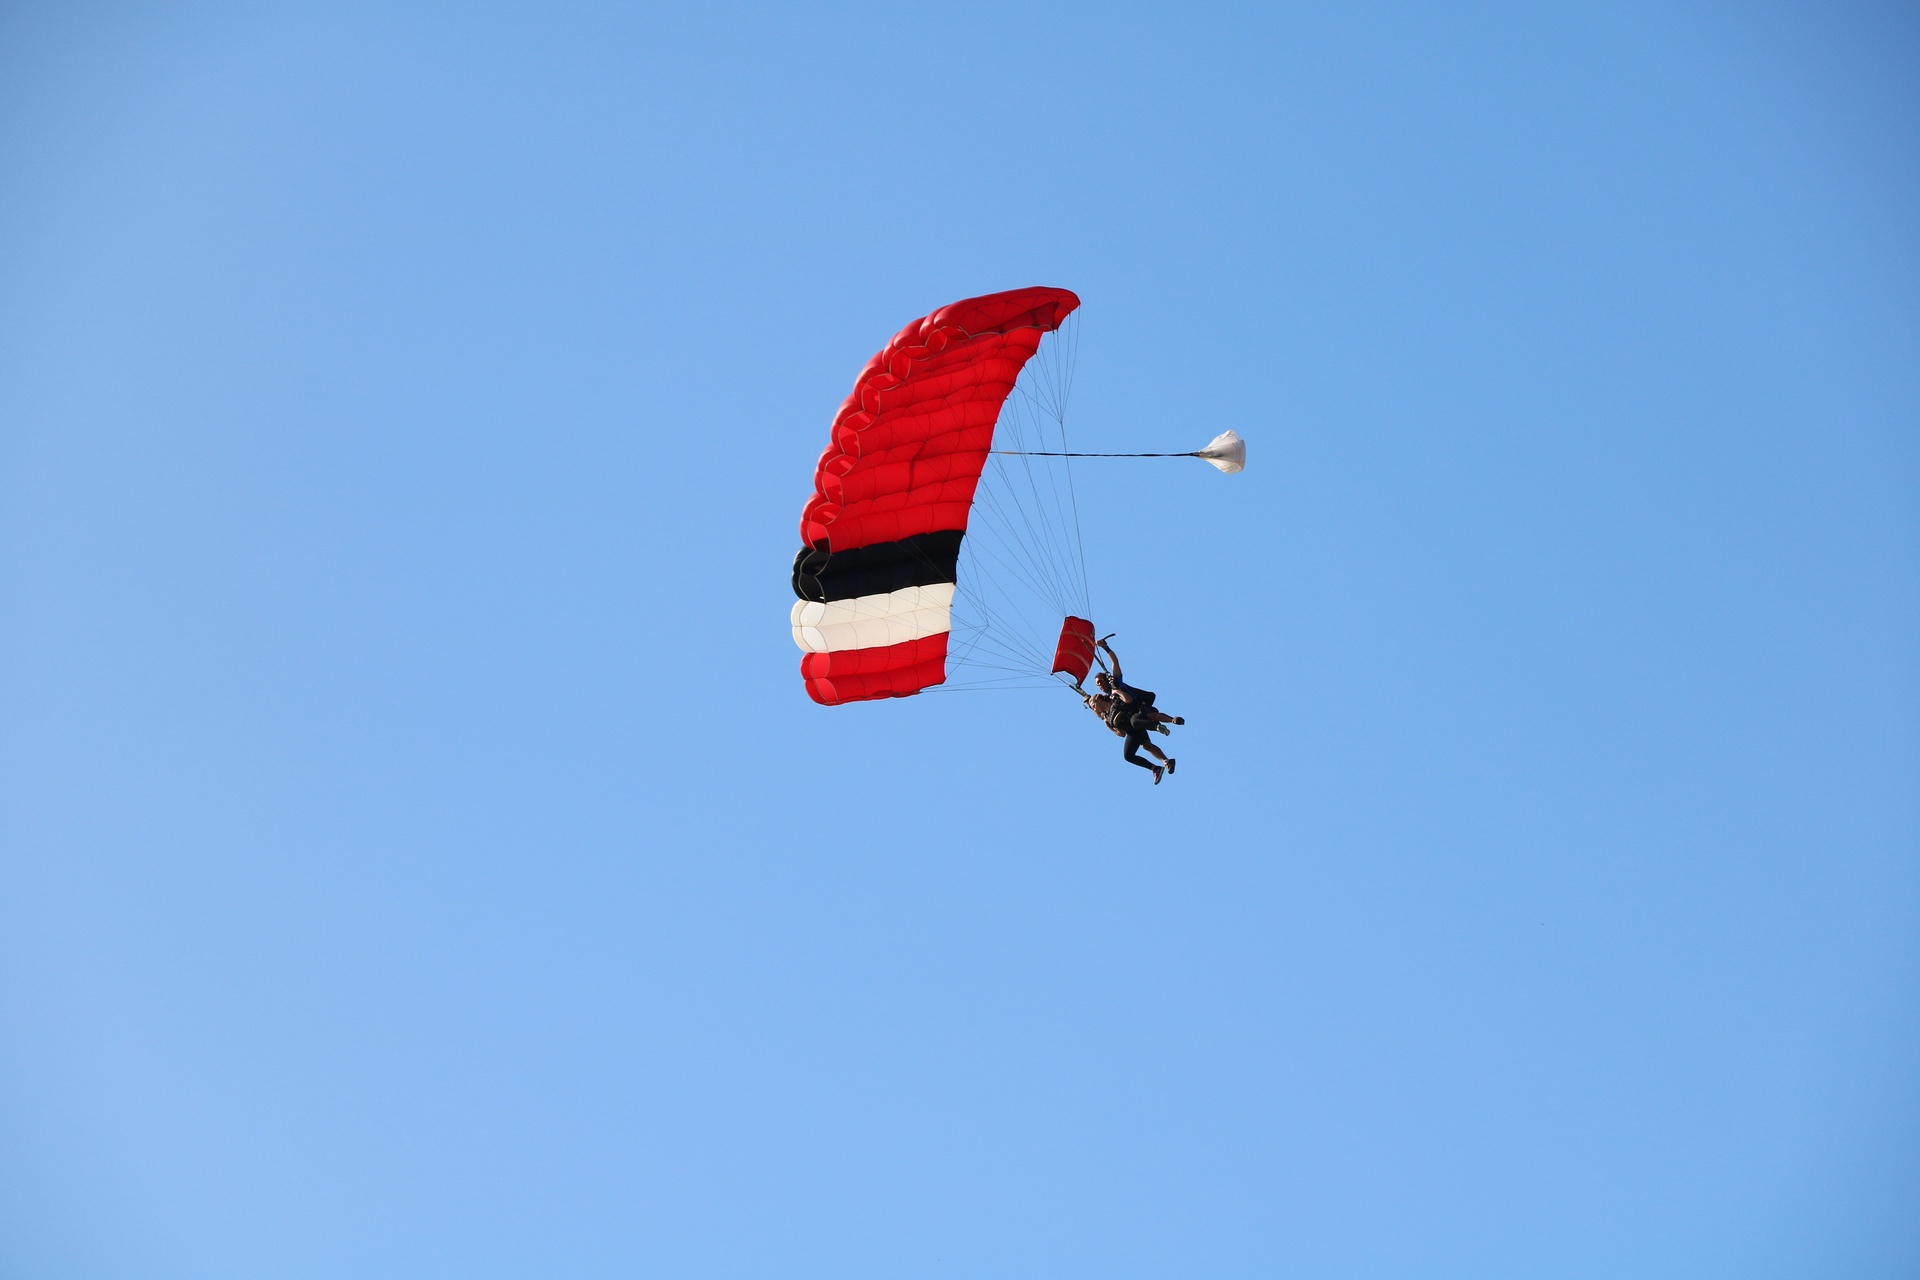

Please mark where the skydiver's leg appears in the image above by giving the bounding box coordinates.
[1122,734,1163,774]
[1125,733,1168,766]
[1130,709,1176,736]
[1124,724,1177,778]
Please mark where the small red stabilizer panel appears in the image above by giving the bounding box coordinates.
[1051,616,1097,684]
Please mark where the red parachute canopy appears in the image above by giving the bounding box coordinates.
[799,287,1082,551]
[790,287,1082,705]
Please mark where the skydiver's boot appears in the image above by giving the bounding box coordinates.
[1173,717,1184,724]
[1152,765,1164,785]
[1155,723,1170,735]
[1166,758,1176,776]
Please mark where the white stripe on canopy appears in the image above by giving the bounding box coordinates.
[790,582,954,654]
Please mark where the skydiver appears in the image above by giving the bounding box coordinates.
[1083,687,1173,783]
[1081,638,1183,783]
[1093,638,1184,735]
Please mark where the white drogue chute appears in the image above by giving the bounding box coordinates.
[1193,430,1245,473]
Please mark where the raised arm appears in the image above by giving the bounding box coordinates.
[1098,640,1123,688]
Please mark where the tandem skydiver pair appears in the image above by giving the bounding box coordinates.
[1078,637,1185,785]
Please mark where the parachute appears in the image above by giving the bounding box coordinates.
[790,287,1241,706]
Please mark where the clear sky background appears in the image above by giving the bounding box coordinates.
[2,4,1916,1277]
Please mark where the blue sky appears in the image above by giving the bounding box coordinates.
[2,3,1916,1276]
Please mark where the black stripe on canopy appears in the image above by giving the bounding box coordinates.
[792,530,964,603]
